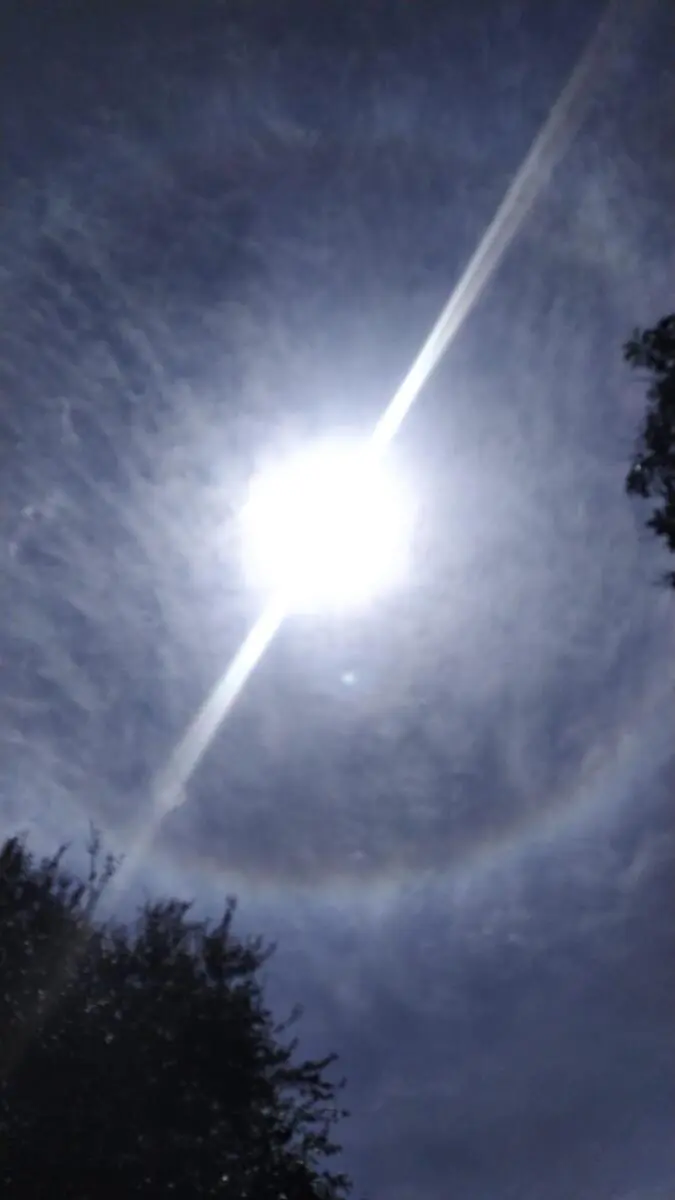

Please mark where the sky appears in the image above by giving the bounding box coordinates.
[1,0,674,1196]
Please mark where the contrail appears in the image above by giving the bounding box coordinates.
[154,597,286,816]
[112,596,285,892]
[132,0,631,867]
[371,0,630,451]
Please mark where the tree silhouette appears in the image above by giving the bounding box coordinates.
[624,313,675,586]
[0,834,351,1199]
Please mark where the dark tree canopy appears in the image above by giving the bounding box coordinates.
[624,313,675,586]
[0,835,351,1199]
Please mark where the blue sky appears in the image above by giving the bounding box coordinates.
[1,1,674,1196]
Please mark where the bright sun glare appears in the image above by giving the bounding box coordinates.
[242,438,411,613]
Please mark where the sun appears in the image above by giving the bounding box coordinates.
[242,437,411,613]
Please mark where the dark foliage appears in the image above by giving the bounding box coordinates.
[0,834,351,1199]
[624,313,675,586]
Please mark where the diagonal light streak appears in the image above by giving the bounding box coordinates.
[371,0,630,452]
[153,595,286,817]
[113,595,286,892]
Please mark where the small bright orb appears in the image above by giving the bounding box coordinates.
[242,438,411,613]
